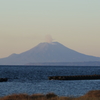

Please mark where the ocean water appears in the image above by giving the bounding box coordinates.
[0,65,100,97]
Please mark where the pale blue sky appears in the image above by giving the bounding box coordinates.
[0,0,100,58]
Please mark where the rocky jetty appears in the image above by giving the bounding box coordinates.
[49,75,100,80]
[0,78,8,82]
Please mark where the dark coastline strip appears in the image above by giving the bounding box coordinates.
[48,75,100,80]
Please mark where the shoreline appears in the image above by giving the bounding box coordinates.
[0,90,100,100]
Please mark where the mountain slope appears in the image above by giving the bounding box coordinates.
[0,42,100,65]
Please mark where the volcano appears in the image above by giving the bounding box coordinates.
[0,42,100,65]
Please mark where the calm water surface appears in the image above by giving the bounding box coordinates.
[0,65,100,97]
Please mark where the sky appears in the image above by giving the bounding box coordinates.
[0,0,100,58]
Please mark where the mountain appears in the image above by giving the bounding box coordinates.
[0,42,100,65]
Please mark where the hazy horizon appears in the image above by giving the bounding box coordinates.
[0,0,100,58]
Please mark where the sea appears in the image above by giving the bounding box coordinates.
[0,65,100,97]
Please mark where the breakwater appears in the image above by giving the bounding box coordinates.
[49,75,100,80]
[0,78,8,82]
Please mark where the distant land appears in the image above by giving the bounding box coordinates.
[0,42,100,65]
[27,61,100,66]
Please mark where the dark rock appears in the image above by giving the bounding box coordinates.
[0,78,8,82]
